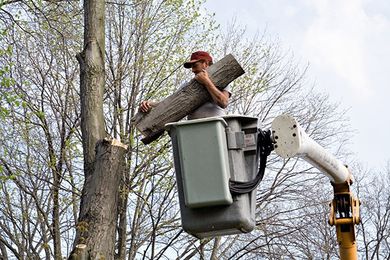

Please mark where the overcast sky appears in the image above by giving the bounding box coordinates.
[204,0,390,170]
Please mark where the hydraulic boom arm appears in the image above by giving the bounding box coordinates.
[271,114,360,260]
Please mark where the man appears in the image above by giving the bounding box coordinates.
[139,51,231,120]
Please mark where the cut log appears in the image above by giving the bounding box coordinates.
[131,54,245,144]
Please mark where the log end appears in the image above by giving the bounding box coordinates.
[141,130,165,145]
[103,137,128,150]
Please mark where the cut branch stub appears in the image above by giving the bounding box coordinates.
[131,54,245,144]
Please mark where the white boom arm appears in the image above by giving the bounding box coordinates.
[271,114,352,184]
[271,114,360,260]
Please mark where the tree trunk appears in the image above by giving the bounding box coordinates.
[78,0,106,179]
[72,139,127,259]
[70,0,127,258]
[131,54,245,144]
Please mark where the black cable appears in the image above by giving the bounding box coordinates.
[229,129,274,195]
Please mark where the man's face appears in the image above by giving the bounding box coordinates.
[191,60,208,74]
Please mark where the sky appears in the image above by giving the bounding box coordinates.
[204,0,390,170]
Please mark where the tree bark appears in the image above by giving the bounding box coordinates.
[69,244,88,260]
[78,0,106,180]
[72,139,127,259]
[131,54,245,144]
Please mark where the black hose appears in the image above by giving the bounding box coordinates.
[229,129,274,194]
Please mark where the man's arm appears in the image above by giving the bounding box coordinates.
[194,69,229,108]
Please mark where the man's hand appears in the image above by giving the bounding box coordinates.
[139,101,153,113]
[194,69,212,86]
[194,69,229,108]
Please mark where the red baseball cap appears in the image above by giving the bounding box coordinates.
[183,51,213,68]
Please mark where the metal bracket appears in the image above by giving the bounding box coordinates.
[226,128,245,150]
